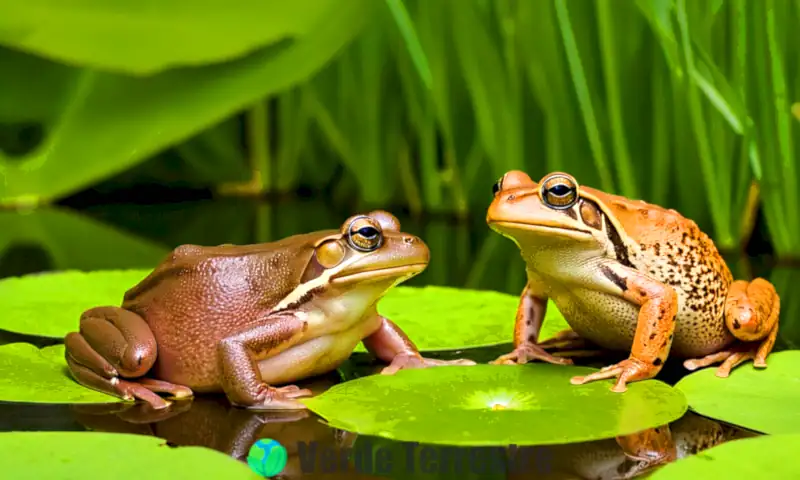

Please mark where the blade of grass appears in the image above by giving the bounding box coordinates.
[554,0,615,193]
[765,0,798,248]
[675,0,731,247]
[385,0,432,92]
[596,0,637,198]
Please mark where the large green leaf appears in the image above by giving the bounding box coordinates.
[650,434,800,479]
[675,350,800,434]
[0,270,150,338]
[0,0,341,75]
[363,285,570,352]
[302,364,688,446]
[0,0,372,205]
[0,343,118,404]
[0,208,168,276]
[0,431,261,478]
[0,270,569,352]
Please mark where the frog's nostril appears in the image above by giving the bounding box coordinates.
[403,236,415,244]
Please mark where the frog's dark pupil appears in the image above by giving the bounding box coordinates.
[549,184,572,197]
[358,226,378,239]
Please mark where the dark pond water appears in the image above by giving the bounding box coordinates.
[1,196,798,478]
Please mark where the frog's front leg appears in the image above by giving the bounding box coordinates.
[361,313,476,374]
[684,278,780,377]
[218,314,314,410]
[571,264,678,392]
[491,283,575,366]
[64,306,193,410]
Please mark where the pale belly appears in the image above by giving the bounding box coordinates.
[550,287,734,358]
[257,314,380,385]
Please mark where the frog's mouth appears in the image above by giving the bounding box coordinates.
[331,263,428,284]
[490,221,594,240]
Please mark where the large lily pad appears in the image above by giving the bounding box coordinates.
[302,364,688,446]
[0,269,152,338]
[0,431,262,478]
[362,285,569,352]
[650,434,800,479]
[0,270,569,351]
[0,343,118,404]
[675,350,800,434]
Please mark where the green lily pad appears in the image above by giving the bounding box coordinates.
[361,285,569,352]
[675,350,800,434]
[0,431,261,478]
[0,269,151,339]
[650,434,800,479]
[0,270,569,352]
[0,343,119,404]
[302,364,688,446]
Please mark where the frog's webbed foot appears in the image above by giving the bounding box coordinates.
[490,343,574,366]
[570,357,656,393]
[247,385,313,411]
[64,306,194,410]
[683,342,767,378]
[380,352,476,375]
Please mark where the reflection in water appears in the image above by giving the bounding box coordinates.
[68,385,755,480]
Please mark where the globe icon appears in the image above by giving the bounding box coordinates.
[247,438,288,477]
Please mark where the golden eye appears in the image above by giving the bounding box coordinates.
[541,174,578,209]
[492,176,504,196]
[315,240,346,268]
[346,217,383,252]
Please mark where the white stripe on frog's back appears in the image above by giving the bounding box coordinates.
[269,253,362,313]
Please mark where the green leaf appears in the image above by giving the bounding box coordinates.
[0,343,119,404]
[360,286,569,352]
[649,434,800,479]
[302,364,688,446]
[0,431,262,478]
[0,0,342,75]
[0,208,168,274]
[0,0,372,205]
[0,272,569,352]
[0,269,151,338]
[675,350,800,434]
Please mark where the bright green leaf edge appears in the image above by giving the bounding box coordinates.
[675,350,800,434]
[650,434,800,479]
[0,431,262,479]
[302,364,688,446]
[0,343,118,404]
[0,269,570,352]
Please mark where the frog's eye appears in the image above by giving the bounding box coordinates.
[541,174,578,209]
[315,240,346,268]
[492,176,504,196]
[347,217,383,252]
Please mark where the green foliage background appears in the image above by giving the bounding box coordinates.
[1,0,799,257]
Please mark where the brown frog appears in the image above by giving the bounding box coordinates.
[486,171,780,392]
[64,211,474,410]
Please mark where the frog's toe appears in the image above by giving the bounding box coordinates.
[570,358,655,393]
[715,351,756,378]
[684,343,763,376]
[491,345,574,366]
[249,386,313,410]
[273,385,314,398]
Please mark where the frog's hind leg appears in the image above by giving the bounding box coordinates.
[64,306,193,409]
[683,278,780,377]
